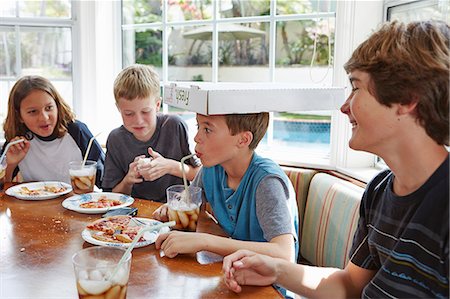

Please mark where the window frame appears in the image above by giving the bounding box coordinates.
[80,0,386,182]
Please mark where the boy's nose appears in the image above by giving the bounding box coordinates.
[340,96,351,114]
[135,113,144,124]
[193,131,200,143]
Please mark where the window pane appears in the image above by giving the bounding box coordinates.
[20,26,72,78]
[52,80,73,107]
[0,1,16,17]
[18,0,71,18]
[0,26,17,77]
[218,22,269,82]
[275,18,334,85]
[122,27,162,76]
[276,0,336,15]
[258,111,332,162]
[169,25,212,81]
[219,0,269,18]
[167,0,212,22]
[0,81,14,131]
[122,0,161,25]
[388,0,450,23]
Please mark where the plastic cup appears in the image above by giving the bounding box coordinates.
[166,185,202,231]
[0,158,6,191]
[69,160,97,194]
[72,246,131,299]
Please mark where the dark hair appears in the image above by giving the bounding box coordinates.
[4,75,75,141]
[344,21,449,145]
[225,113,269,150]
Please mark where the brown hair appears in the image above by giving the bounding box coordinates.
[113,64,160,103]
[225,113,269,150]
[3,75,75,141]
[344,20,449,145]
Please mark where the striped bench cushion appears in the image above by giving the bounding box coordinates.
[283,167,318,238]
[300,173,364,269]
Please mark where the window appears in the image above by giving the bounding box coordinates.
[121,0,337,166]
[0,0,75,135]
[385,0,449,23]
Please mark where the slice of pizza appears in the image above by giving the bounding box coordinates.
[44,185,67,193]
[86,216,148,244]
[79,196,123,209]
[91,232,122,243]
[86,215,132,235]
[19,187,43,196]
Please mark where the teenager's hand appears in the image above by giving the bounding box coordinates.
[139,147,172,181]
[222,250,278,293]
[152,203,169,222]
[124,155,145,185]
[155,231,206,258]
[6,137,30,166]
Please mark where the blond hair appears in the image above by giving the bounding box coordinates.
[3,76,75,141]
[113,64,160,103]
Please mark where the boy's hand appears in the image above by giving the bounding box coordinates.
[222,250,278,293]
[6,137,30,166]
[152,203,169,221]
[155,231,206,258]
[139,147,172,181]
[124,155,145,185]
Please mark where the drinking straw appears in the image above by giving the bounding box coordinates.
[82,132,101,167]
[180,154,194,203]
[109,221,176,281]
[0,139,25,165]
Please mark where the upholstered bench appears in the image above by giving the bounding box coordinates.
[283,168,365,269]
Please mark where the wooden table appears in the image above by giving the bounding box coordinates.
[0,184,282,298]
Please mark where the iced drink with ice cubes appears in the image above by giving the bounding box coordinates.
[72,246,131,299]
[0,158,6,191]
[166,185,202,231]
[69,160,97,194]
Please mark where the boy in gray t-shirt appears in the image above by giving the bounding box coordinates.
[102,64,201,202]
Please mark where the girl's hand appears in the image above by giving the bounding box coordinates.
[6,137,30,166]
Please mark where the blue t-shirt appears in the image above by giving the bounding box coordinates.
[200,153,299,254]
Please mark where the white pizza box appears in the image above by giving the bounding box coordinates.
[163,82,345,115]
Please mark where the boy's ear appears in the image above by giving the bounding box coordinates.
[155,97,162,112]
[237,131,253,148]
[396,100,418,116]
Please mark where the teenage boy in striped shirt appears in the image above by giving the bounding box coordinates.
[222,20,449,299]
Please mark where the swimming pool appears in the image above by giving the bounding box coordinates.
[178,114,331,152]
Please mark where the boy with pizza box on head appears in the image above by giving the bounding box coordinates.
[152,112,299,297]
[102,64,201,202]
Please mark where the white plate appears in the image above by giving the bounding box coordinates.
[5,181,72,200]
[62,192,134,214]
[81,218,170,248]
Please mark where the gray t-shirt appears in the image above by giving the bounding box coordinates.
[102,114,201,202]
[192,170,296,242]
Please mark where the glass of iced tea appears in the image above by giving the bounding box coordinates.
[166,185,202,232]
[0,157,6,191]
[72,246,131,299]
[69,161,97,194]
